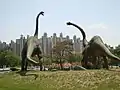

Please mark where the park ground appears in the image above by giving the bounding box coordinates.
[0,69,120,90]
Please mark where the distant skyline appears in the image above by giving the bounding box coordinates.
[0,0,120,47]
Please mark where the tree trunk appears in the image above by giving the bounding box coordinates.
[103,56,109,69]
[38,55,43,71]
[59,58,63,70]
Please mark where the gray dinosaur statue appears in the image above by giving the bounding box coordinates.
[21,11,44,71]
[66,22,120,69]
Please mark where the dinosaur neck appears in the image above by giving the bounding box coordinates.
[34,13,41,37]
[69,23,87,47]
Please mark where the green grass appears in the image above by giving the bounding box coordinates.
[0,70,120,90]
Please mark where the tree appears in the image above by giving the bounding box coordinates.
[52,40,73,70]
[0,50,20,67]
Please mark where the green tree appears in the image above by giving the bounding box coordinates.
[0,50,20,67]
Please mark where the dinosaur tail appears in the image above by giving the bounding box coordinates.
[95,39,120,61]
[34,11,44,37]
[66,22,87,47]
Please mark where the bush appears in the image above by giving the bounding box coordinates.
[0,51,20,67]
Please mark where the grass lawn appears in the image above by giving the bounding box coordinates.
[0,70,120,90]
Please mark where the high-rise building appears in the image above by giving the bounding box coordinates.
[47,37,52,55]
[0,32,83,57]
[60,32,63,42]
[10,40,16,54]
[73,35,77,53]
[73,35,83,54]
[42,33,48,55]
[2,42,7,49]
[16,39,20,56]
[0,41,2,50]
[52,33,57,47]
[66,35,69,41]
[16,35,26,56]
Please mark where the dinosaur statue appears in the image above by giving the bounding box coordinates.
[66,22,120,69]
[21,11,44,71]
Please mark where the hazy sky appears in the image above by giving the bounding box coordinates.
[0,0,120,47]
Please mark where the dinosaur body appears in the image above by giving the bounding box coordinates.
[66,22,120,69]
[82,35,120,69]
[21,11,44,71]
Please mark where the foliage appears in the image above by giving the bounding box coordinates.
[42,55,53,65]
[0,50,20,67]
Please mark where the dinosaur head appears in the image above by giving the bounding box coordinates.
[34,11,44,37]
[66,22,88,47]
[66,22,72,25]
[40,11,44,16]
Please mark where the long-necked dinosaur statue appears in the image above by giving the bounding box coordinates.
[66,22,120,69]
[21,11,44,71]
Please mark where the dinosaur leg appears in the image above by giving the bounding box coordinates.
[96,56,102,69]
[21,59,25,71]
[32,45,43,71]
[85,56,93,69]
[94,56,103,69]
[24,60,28,71]
[95,56,103,69]
[81,56,86,68]
[91,56,95,69]
[27,44,39,65]
[21,55,26,71]
[36,46,43,71]
[103,56,109,70]
[38,54,42,71]
[82,55,89,69]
